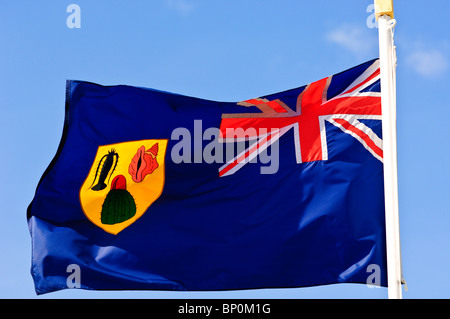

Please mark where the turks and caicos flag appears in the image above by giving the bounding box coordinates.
[28,59,387,294]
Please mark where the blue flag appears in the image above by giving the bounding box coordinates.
[28,59,387,294]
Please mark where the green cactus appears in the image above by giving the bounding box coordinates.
[101,188,136,225]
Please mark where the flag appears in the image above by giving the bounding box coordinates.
[28,59,387,294]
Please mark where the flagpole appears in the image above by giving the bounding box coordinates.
[375,0,403,299]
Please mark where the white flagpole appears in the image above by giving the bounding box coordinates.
[375,0,403,299]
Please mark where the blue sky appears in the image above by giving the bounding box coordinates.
[1,0,449,299]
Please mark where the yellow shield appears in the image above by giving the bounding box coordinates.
[79,139,168,235]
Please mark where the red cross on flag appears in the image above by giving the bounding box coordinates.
[219,59,382,177]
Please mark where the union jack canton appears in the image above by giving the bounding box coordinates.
[218,59,382,177]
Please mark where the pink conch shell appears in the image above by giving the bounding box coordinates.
[128,143,159,183]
